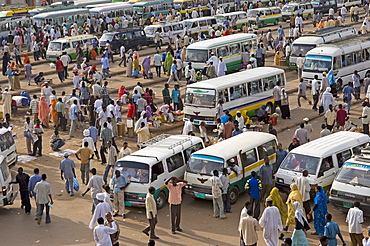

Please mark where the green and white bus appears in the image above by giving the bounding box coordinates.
[247,7,282,28]
[185,132,277,204]
[132,0,173,20]
[32,8,90,27]
[214,11,248,29]
[89,3,133,18]
[185,33,258,71]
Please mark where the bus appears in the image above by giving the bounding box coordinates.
[0,128,17,168]
[247,7,282,28]
[302,34,370,88]
[89,3,133,19]
[185,132,277,204]
[0,17,32,39]
[181,16,218,37]
[132,0,173,20]
[337,0,361,8]
[86,2,126,10]
[32,9,90,27]
[29,0,111,16]
[185,33,258,71]
[173,0,211,16]
[281,2,314,21]
[0,4,35,18]
[289,25,357,69]
[214,11,248,30]
[184,67,285,125]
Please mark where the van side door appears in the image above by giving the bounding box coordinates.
[165,152,186,179]
[151,161,166,188]
[316,156,336,189]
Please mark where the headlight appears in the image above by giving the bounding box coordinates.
[138,196,145,201]
[330,189,338,197]
[277,178,284,183]
[185,185,192,189]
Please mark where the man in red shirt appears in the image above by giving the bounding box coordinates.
[127,98,136,119]
[336,104,347,126]
[55,56,64,83]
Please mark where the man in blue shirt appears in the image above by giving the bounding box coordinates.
[342,82,356,114]
[244,171,261,219]
[276,143,288,170]
[110,170,130,219]
[69,100,79,138]
[324,213,346,246]
[88,122,100,159]
[101,54,111,80]
[171,84,181,111]
[28,168,41,201]
[277,25,284,38]
[220,111,230,125]
[59,153,76,196]
[167,60,181,86]
[232,120,243,137]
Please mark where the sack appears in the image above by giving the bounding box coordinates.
[319,105,324,114]
[32,134,39,143]
[23,130,32,138]
[73,178,79,191]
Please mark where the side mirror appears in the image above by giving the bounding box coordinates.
[152,173,158,181]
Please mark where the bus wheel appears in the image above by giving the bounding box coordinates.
[336,79,343,91]
[156,191,166,209]
[136,44,142,51]
[229,186,239,204]
[274,19,278,25]
[307,14,311,20]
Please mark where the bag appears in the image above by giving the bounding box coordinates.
[23,130,32,138]
[73,178,79,191]
[148,71,153,79]
[319,105,324,114]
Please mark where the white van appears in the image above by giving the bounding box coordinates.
[276,132,369,198]
[282,2,314,21]
[46,34,99,61]
[185,132,277,204]
[181,16,219,37]
[0,155,17,207]
[114,135,204,209]
[329,152,370,214]
[144,22,184,46]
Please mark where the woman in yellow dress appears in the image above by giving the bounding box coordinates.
[285,183,303,231]
[268,187,288,226]
[274,48,284,66]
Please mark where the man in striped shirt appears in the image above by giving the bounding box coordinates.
[245,171,262,219]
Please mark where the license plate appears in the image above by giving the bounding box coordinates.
[124,201,131,206]
[196,192,206,199]
[343,202,352,208]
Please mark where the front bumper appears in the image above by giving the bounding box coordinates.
[185,189,213,200]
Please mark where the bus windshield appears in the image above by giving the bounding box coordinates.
[336,164,370,188]
[282,5,295,12]
[247,10,258,17]
[185,49,208,63]
[101,33,114,42]
[173,2,182,9]
[182,21,193,29]
[185,88,216,108]
[48,42,62,51]
[187,155,224,176]
[291,44,316,57]
[144,27,156,35]
[279,153,320,175]
[303,55,332,73]
[115,161,149,183]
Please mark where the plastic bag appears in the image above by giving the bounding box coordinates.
[73,178,79,191]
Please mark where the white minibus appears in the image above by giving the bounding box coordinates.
[185,132,277,204]
[0,155,17,207]
[144,22,184,45]
[114,135,204,209]
[181,16,219,37]
[276,132,369,199]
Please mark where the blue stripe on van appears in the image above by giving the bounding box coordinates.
[191,155,224,163]
[226,95,273,111]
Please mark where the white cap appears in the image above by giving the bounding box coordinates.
[83,129,90,137]
[229,158,235,163]
[236,111,241,114]
[96,193,104,201]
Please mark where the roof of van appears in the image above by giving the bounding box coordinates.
[0,128,11,135]
[101,29,144,34]
[192,132,276,161]
[49,34,97,42]
[186,33,257,50]
[289,131,370,157]
[186,67,284,90]
[117,135,203,165]
[33,8,88,18]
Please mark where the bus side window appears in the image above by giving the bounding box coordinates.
[356,51,363,62]
[166,153,184,172]
[336,150,351,168]
[192,22,198,28]
[241,149,257,168]
[223,89,229,102]
[261,140,277,156]
[230,43,240,55]
[365,48,370,60]
[217,46,228,57]
[345,53,353,66]
[246,82,252,96]
[318,156,334,177]
[333,56,341,70]
[353,143,367,155]
[257,146,267,160]
[151,162,164,181]
[184,143,204,163]
[229,87,235,100]
[250,80,260,95]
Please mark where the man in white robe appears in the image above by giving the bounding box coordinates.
[182,118,194,135]
[2,88,12,118]
[259,198,283,246]
[89,193,112,229]
[41,82,53,105]
[321,87,336,116]
[217,58,227,77]
[207,53,219,75]
[134,111,147,144]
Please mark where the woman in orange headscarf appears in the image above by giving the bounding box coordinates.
[91,48,99,60]
[317,20,325,30]
[23,53,30,65]
[38,96,50,128]
[50,98,58,127]
[118,85,127,100]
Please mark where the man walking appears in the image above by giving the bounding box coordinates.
[353,70,361,100]
[312,75,319,110]
[346,201,364,246]
[59,153,76,196]
[240,209,261,246]
[245,171,261,219]
[167,60,181,86]
[272,81,281,112]
[89,193,112,229]
[324,213,346,246]
[82,168,104,214]
[118,44,126,67]
[297,78,312,107]
[259,157,274,202]
[103,141,117,184]
[110,170,130,219]
[69,100,79,138]
[93,216,117,245]
[28,168,41,203]
[12,167,31,214]
[101,54,111,80]
[359,101,370,135]
[210,170,227,219]
[104,212,120,246]
[220,168,231,213]
[153,51,162,77]
[165,177,187,234]
[296,170,311,220]
[259,198,283,246]
[294,123,310,144]
[34,174,53,225]
[142,186,160,239]
[75,142,94,185]
[61,51,70,79]
[343,82,356,114]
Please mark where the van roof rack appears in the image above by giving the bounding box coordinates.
[138,134,172,148]
[138,134,196,153]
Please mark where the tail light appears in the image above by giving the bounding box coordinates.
[2,186,6,196]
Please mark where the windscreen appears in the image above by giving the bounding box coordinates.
[247,10,259,17]
[144,27,156,35]
[291,44,316,57]
[185,49,208,63]
[336,163,370,188]
[115,161,149,183]
[303,55,332,72]
[48,42,62,51]
[185,88,216,107]
[279,153,320,175]
[282,5,295,12]
[187,155,224,176]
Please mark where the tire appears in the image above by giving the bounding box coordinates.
[306,14,311,20]
[156,191,166,209]
[229,186,239,205]
[274,19,278,25]
[336,79,343,91]
[136,44,142,51]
